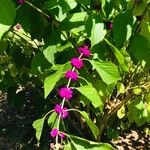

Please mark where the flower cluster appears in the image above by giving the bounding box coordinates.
[50,128,65,139]
[54,104,68,119]
[50,44,91,143]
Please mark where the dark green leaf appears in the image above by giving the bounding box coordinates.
[113,11,135,46]
[104,39,129,72]
[79,111,99,139]
[0,0,16,39]
[130,34,150,69]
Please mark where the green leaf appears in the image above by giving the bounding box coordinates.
[104,39,129,72]
[90,60,121,84]
[69,12,87,22]
[117,105,126,119]
[44,63,71,98]
[76,84,103,109]
[0,0,16,39]
[43,45,57,65]
[130,34,150,69]
[116,82,125,94]
[31,52,51,74]
[128,98,149,126]
[75,0,91,6]
[113,11,136,46]
[32,117,46,145]
[78,111,99,139]
[68,134,116,150]
[90,21,106,46]
[47,112,58,128]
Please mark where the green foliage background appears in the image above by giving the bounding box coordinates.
[0,0,150,149]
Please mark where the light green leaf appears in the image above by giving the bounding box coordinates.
[68,134,116,150]
[90,20,106,46]
[79,111,99,139]
[0,0,16,39]
[117,105,126,119]
[90,60,121,84]
[32,117,46,145]
[104,39,129,72]
[44,63,71,98]
[69,12,87,22]
[76,84,103,109]
[116,82,125,94]
[43,45,57,65]
[128,98,149,126]
[47,112,58,128]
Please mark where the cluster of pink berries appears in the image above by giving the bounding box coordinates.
[50,46,91,140]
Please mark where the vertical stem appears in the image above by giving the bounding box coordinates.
[55,54,82,148]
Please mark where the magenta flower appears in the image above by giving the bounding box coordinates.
[61,107,69,118]
[65,70,78,81]
[78,46,91,57]
[60,132,65,139]
[54,104,62,114]
[17,0,25,4]
[59,87,73,100]
[50,128,59,138]
[54,104,69,119]
[71,58,84,69]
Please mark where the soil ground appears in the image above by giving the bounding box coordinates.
[0,91,150,150]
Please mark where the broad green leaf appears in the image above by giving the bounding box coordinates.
[117,105,126,119]
[32,117,46,144]
[0,0,16,39]
[79,111,99,139]
[93,79,115,102]
[76,84,103,109]
[113,11,136,46]
[43,45,57,65]
[68,134,116,150]
[104,39,129,72]
[90,60,121,84]
[44,63,71,98]
[47,112,58,128]
[128,98,149,126]
[131,34,150,69]
[69,12,87,22]
[90,21,106,46]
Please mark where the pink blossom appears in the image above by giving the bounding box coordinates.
[54,104,69,119]
[50,128,58,138]
[71,58,84,69]
[78,46,91,57]
[59,87,73,100]
[17,0,25,4]
[61,107,68,119]
[60,132,65,139]
[65,70,78,81]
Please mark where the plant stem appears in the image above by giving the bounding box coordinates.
[25,1,50,19]
[55,54,82,148]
